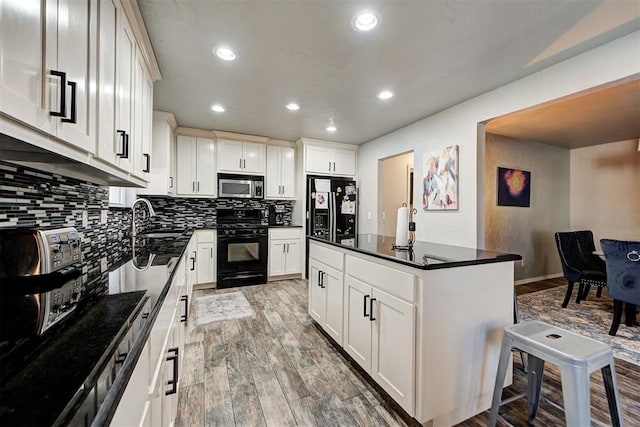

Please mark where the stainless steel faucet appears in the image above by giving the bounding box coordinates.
[131,198,156,237]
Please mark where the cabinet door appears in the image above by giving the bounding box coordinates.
[96,0,118,164]
[54,0,95,153]
[343,276,372,370]
[333,149,356,176]
[132,52,146,176]
[111,340,151,426]
[0,0,54,133]
[265,146,281,198]
[280,146,295,197]
[196,242,215,284]
[323,265,344,344]
[284,239,301,275]
[305,145,333,174]
[241,142,265,174]
[269,239,286,276]
[195,137,215,195]
[217,139,243,172]
[176,135,196,195]
[371,288,415,413]
[308,260,325,324]
[115,12,135,172]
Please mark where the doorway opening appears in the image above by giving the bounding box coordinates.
[378,151,414,237]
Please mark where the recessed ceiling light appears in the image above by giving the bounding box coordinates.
[326,125,337,132]
[211,104,225,113]
[214,46,237,61]
[286,102,300,111]
[352,11,379,32]
[377,90,393,100]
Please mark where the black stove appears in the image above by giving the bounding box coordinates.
[216,208,269,288]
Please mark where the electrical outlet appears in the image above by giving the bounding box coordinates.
[382,211,386,220]
[520,259,525,267]
[367,211,372,220]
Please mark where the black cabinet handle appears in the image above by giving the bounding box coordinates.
[317,270,322,287]
[369,298,376,321]
[363,295,370,318]
[197,181,200,191]
[116,130,126,157]
[333,162,336,171]
[239,158,242,168]
[61,80,77,123]
[243,159,246,169]
[328,162,331,171]
[180,295,188,323]
[190,255,196,271]
[143,153,150,172]
[165,347,179,395]
[320,271,325,288]
[192,181,195,191]
[114,352,127,365]
[169,176,174,188]
[49,70,67,117]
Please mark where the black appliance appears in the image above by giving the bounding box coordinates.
[218,173,264,199]
[216,208,268,288]
[269,204,286,226]
[306,175,357,245]
[0,227,84,343]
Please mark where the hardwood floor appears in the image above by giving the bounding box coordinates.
[176,277,640,426]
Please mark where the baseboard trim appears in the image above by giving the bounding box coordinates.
[515,273,563,286]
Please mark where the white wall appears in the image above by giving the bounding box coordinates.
[570,139,640,248]
[357,31,640,248]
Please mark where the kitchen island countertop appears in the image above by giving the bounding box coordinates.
[308,234,521,270]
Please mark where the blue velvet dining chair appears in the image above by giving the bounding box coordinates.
[555,231,608,308]
[600,239,640,336]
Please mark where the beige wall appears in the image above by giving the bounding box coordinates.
[484,134,570,281]
[570,139,640,248]
[378,152,414,236]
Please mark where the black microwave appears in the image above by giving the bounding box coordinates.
[217,173,264,199]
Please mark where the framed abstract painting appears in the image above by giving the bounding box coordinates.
[497,167,531,207]
[422,145,458,210]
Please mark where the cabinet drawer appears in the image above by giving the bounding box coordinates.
[269,228,300,240]
[310,242,344,271]
[197,230,216,243]
[346,255,415,302]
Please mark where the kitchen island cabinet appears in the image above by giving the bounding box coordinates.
[307,235,521,426]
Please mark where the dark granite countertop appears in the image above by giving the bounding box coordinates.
[308,234,521,270]
[0,232,192,426]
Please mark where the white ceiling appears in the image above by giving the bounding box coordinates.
[138,0,640,145]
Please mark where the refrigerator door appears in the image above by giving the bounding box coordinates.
[331,178,357,244]
[307,176,331,240]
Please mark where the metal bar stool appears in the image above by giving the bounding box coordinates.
[488,321,623,426]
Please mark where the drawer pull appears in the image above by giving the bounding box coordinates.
[49,70,67,118]
[165,347,179,395]
[363,294,370,318]
[180,295,188,323]
[369,298,377,321]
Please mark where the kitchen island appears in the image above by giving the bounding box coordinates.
[307,234,521,426]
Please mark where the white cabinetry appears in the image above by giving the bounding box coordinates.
[132,49,153,178]
[218,139,266,175]
[308,243,345,344]
[112,254,190,427]
[268,228,301,277]
[196,230,216,285]
[304,144,356,176]
[0,0,96,153]
[137,111,177,196]
[266,146,295,198]
[176,135,216,196]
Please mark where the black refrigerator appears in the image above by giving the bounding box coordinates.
[306,175,357,245]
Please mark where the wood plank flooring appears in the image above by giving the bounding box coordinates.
[176,277,640,426]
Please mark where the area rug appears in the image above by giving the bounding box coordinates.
[517,286,640,365]
[195,292,255,325]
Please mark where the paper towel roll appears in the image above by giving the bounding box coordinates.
[395,206,409,246]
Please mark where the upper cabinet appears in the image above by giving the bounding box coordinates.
[0,0,96,153]
[137,111,177,196]
[266,145,295,199]
[176,135,216,196]
[217,139,266,175]
[304,143,357,176]
[0,0,160,186]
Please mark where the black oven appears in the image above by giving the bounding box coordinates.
[216,208,269,288]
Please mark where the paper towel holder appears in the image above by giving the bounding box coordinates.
[392,204,414,251]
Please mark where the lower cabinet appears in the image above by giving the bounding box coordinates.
[195,230,216,285]
[308,259,344,344]
[343,275,415,413]
[112,255,189,426]
[268,228,301,277]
